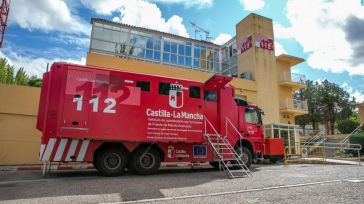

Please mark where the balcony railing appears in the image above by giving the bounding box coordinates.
[281,98,308,111]
[281,72,306,84]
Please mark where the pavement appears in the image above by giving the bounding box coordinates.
[0,164,363,203]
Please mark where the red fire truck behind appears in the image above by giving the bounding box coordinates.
[37,62,284,178]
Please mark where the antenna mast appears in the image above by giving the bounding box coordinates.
[0,0,10,48]
[190,21,213,41]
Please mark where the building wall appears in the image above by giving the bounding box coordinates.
[276,60,295,124]
[0,84,41,165]
[236,14,280,124]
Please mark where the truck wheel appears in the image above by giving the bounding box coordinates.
[95,148,127,177]
[131,147,161,175]
[232,147,252,169]
[210,162,220,169]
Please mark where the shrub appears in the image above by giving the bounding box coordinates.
[338,119,359,134]
[349,130,364,155]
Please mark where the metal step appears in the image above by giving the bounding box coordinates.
[210,143,229,146]
[205,133,222,137]
[204,116,253,179]
[219,152,234,155]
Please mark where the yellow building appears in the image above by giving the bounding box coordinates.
[0,13,308,165]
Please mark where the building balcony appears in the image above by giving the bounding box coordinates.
[279,72,306,90]
[280,98,308,115]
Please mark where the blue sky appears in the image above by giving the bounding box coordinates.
[2,0,364,102]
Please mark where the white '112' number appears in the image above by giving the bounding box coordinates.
[72,95,116,113]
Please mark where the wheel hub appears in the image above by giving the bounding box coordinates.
[104,153,121,170]
[238,149,249,164]
[140,153,155,169]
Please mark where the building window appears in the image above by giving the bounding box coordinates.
[90,22,223,73]
[136,81,150,92]
[189,86,201,99]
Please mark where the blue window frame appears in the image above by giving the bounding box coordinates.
[186,46,191,56]
[154,51,161,60]
[164,41,170,52]
[185,57,192,66]
[146,49,153,59]
[171,43,177,54]
[163,53,170,62]
[178,56,184,65]
[178,44,185,55]
[170,54,177,63]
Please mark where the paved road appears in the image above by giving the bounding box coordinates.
[0,164,363,203]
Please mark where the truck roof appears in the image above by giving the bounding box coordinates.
[53,62,233,89]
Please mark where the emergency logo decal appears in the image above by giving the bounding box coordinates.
[169,82,184,109]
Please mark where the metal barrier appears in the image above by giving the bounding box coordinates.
[284,142,362,166]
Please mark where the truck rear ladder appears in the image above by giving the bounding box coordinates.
[204,117,253,178]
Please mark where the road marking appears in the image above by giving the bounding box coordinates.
[344,179,364,183]
[102,176,364,204]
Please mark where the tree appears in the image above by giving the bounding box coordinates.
[0,57,43,87]
[295,79,356,135]
[317,80,356,134]
[5,65,14,84]
[295,80,322,131]
[15,67,28,85]
[27,75,42,87]
[0,58,7,83]
[337,119,359,134]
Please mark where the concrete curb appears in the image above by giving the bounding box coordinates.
[0,162,212,172]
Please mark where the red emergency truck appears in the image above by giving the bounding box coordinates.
[37,62,284,178]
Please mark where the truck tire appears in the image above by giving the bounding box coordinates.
[131,146,161,175]
[232,147,252,169]
[95,147,127,177]
[210,162,220,169]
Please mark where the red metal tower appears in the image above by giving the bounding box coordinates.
[0,0,10,48]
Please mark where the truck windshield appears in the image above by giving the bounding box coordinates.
[245,108,260,124]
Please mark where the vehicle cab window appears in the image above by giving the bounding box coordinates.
[245,108,260,124]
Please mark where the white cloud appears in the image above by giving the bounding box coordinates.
[80,0,189,37]
[149,0,213,8]
[274,41,287,56]
[240,0,266,11]
[46,34,90,47]
[79,0,213,15]
[276,0,364,75]
[78,0,124,15]
[113,0,189,37]
[0,49,85,78]
[212,33,232,45]
[273,23,293,39]
[10,0,90,35]
[342,82,364,103]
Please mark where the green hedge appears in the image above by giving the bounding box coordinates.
[349,130,364,155]
[338,119,359,134]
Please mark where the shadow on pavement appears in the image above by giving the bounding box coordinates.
[0,165,262,202]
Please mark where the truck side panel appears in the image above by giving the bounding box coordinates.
[36,72,49,131]
[55,64,205,143]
